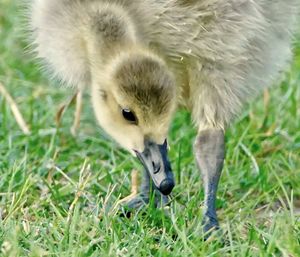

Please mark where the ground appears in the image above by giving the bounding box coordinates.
[0,1,300,256]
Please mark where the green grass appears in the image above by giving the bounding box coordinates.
[0,1,300,256]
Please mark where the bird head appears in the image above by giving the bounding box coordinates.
[91,50,177,195]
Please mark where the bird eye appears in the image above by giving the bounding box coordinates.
[122,109,137,124]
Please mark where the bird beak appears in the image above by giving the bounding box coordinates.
[135,139,175,195]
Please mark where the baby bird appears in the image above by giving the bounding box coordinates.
[29,0,299,234]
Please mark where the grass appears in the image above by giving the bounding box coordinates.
[0,1,300,256]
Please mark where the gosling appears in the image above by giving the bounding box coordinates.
[29,0,299,233]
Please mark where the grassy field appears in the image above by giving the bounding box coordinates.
[0,1,300,256]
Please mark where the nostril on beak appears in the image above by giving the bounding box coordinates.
[152,161,161,174]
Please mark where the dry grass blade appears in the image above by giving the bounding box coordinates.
[115,169,139,206]
[67,160,91,222]
[0,82,30,135]
[108,169,139,216]
[55,90,82,135]
[55,91,78,126]
[71,90,83,136]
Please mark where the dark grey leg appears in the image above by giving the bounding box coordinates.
[122,169,168,210]
[194,129,225,234]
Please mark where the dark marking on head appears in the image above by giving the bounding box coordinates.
[175,0,199,7]
[92,10,126,42]
[114,56,175,120]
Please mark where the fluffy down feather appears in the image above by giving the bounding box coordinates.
[29,0,299,130]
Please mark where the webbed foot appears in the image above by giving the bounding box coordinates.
[202,212,220,239]
[118,191,169,217]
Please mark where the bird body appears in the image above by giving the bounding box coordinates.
[29,0,300,234]
[30,0,299,130]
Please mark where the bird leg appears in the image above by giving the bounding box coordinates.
[194,129,225,234]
